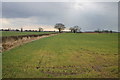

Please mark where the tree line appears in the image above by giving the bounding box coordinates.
[1,23,114,33]
[1,27,44,32]
[55,23,81,33]
[1,23,81,33]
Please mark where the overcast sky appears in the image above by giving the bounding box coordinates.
[1,2,118,31]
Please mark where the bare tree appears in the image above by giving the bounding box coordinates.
[39,27,43,32]
[73,26,81,33]
[69,27,74,33]
[54,23,65,33]
[70,26,81,33]
[94,28,101,33]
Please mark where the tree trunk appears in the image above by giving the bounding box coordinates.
[73,30,75,33]
[39,29,41,32]
[58,28,61,33]
[21,28,23,32]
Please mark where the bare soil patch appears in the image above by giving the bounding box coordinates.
[2,33,58,52]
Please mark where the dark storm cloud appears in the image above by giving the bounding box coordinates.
[2,2,118,31]
[2,2,71,18]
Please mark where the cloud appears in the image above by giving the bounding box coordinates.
[1,17,55,31]
[2,2,118,31]
[2,0,120,2]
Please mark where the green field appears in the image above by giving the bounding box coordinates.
[1,31,55,37]
[2,33,118,78]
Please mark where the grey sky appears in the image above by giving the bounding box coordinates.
[2,2,118,31]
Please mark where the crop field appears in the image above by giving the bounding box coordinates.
[1,31,55,37]
[2,33,118,78]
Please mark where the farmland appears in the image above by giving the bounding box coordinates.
[1,31,55,37]
[2,33,118,78]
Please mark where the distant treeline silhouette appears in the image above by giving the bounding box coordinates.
[94,29,113,33]
[0,22,117,33]
[0,28,117,33]
[0,27,45,32]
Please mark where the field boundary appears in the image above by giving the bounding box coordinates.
[1,33,59,52]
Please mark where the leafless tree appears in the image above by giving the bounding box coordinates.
[69,26,81,33]
[69,27,74,33]
[39,27,43,32]
[54,23,65,33]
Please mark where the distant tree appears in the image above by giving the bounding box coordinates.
[110,30,112,33]
[29,30,32,32]
[102,29,110,33]
[54,23,65,33]
[69,27,74,33]
[21,28,23,32]
[74,26,80,33]
[16,29,19,31]
[94,29,101,33]
[39,27,43,32]
[70,26,81,33]
[7,28,11,31]
[25,30,28,32]
[32,30,34,32]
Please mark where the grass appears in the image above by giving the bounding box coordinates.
[1,31,55,37]
[2,33,118,78]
